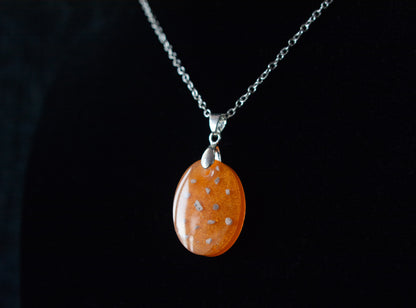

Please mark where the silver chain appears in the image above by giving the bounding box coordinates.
[139,0,333,119]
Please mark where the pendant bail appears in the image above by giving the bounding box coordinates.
[209,114,227,135]
[201,146,221,169]
[201,114,227,169]
[208,114,227,147]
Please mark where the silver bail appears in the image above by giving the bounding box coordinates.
[201,146,221,169]
[209,114,227,137]
[201,114,227,168]
[208,114,227,146]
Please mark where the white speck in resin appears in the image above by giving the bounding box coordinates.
[225,217,233,225]
[190,179,197,183]
[225,189,230,195]
[206,238,212,244]
[194,200,203,211]
[213,204,219,210]
[205,187,211,194]
[207,220,216,224]
[214,177,220,184]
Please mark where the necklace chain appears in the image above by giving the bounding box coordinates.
[139,0,334,119]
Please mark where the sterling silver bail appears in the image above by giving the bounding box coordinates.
[201,114,227,168]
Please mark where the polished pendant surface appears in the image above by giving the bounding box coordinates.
[173,160,245,257]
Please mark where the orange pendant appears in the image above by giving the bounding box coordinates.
[173,159,246,257]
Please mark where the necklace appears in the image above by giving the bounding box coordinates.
[139,0,334,257]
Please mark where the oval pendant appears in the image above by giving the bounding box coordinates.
[173,160,245,257]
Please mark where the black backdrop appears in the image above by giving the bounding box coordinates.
[2,0,414,307]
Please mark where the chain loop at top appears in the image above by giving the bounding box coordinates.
[139,0,334,119]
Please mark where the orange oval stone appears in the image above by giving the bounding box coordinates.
[173,160,245,257]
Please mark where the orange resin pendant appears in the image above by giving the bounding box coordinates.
[173,160,245,257]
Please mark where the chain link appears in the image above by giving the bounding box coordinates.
[139,0,333,119]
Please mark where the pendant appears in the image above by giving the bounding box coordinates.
[173,114,246,257]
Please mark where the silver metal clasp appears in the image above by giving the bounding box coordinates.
[201,114,227,168]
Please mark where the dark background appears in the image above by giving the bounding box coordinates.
[1,0,415,307]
